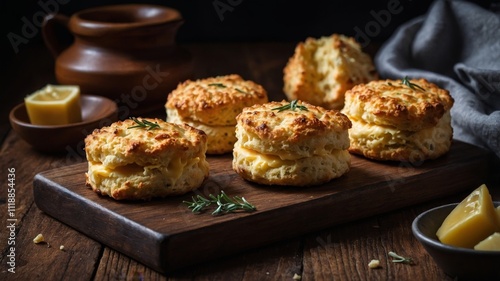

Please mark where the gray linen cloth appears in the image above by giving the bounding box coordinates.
[375,0,500,161]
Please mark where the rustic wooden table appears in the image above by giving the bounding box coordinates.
[1,42,498,281]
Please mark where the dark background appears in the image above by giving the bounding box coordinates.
[0,0,495,101]
[1,0,438,64]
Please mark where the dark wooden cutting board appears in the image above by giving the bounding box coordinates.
[33,140,489,273]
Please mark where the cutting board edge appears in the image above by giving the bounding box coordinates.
[33,173,169,271]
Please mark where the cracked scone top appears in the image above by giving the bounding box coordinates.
[233,100,352,186]
[84,118,209,200]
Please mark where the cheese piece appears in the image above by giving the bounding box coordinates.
[436,184,500,248]
[474,232,500,251]
[25,84,82,125]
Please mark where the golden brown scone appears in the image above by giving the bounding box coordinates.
[283,34,377,110]
[166,74,268,154]
[341,78,454,162]
[84,118,209,200]
[233,100,352,186]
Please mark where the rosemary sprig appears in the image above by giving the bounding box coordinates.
[272,100,308,112]
[127,117,160,130]
[183,190,256,216]
[208,83,226,88]
[401,76,426,92]
[388,251,413,264]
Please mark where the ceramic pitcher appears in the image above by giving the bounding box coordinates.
[42,4,193,116]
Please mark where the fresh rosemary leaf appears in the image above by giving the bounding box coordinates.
[127,117,160,130]
[183,190,256,216]
[401,76,425,91]
[208,83,226,88]
[235,88,249,94]
[272,100,308,112]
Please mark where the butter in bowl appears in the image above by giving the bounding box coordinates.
[9,84,118,152]
[24,84,82,125]
[412,184,500,280]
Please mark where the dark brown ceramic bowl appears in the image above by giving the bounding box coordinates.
[412,202,500,281]
[9,95,118,152]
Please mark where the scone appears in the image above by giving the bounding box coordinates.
[283,34,378,110]
[84,118,209,200]
[341,78,454,162]
[233,100,352,186]
[166,74,268,154]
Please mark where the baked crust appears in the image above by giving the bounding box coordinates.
[342,78,454,131]
[236,100,351,143]
[84,118,209,200]
[283,34,377,110]
[166,74,268,126]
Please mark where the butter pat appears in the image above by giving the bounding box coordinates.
[436,184,500,248]
[25,84,82,125]
[474,232,500,251]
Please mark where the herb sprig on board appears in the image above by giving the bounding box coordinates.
[272,100,308,112]
[127,117,160,130]
[183,190,256,216]
[401,76,426,92]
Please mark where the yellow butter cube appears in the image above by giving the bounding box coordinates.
[25,84,82,125]
[474,232,500,251]
[436,184,500,248]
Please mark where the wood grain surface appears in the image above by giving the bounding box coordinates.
[33,140,489,273]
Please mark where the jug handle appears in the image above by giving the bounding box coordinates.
[42,13,70,58]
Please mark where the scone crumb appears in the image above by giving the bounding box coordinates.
[293,273,302,280]
[368,259,381,269]
[33,233,45,244]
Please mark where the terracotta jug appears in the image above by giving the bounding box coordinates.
[42,4,193,116]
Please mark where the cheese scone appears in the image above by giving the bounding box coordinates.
[233,100,352,186]
[84,118,209,200]
[166,74,268,154]
[283,34,377,110]
[341,78,454,162]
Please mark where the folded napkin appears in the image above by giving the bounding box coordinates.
[375,0,500,161]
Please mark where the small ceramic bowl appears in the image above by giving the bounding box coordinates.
[9,95,118,152]
[412,202,500,280]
